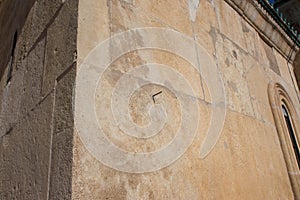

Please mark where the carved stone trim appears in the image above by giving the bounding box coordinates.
[225,0,299,63]
[268,82,300,199]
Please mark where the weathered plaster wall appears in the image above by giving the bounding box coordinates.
[0,0,78,199]
[74,0,300,199]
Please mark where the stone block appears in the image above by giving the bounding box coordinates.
[194,0,219,33]
[42,0,78,96]
[27,0,64,50]
[0,92,54,199]
[0,69,24,136]
[133,0,193,35]
[261,40,281,76]
[77,0,110,61]
[20,35,46,116]
[48,128,73,200]
[215,0,247,51]
[240,20,261,59]
[274,49,295,87]
[215,34,254,116]
[245,60,269,103]
[48,64,75,199]
[193,24,216,57]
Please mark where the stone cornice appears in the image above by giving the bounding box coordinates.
[225,0,299,64]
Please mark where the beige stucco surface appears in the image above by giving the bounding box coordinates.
[73,0,300,199]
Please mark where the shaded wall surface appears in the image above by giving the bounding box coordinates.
[274,0,300,90]
[0,0,35,80]
[0,0,78,199]
[275,0,300,33]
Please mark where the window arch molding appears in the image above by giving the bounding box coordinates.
[268,82,300,199]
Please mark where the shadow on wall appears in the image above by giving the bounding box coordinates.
[293,51,300,91]
[0,0,35,81]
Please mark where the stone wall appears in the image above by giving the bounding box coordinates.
[0,0,299,199]
[0,0,35,80]
[74,0,300,199]
[0,0,78,199]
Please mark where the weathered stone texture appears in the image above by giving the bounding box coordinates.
[0,92,54,200]
[48,65,76,200]
[73,0,300,199]
[43,0,78,96]
[262,41,281,76]
[0,0,299,199]
[0,0,35,80]
[0,0,78,199]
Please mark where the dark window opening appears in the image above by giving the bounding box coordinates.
[282,104,300,169]
[6,31,18,84]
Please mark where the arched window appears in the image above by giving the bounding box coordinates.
[281,103,300,169]
[268,83,300,199]
[6,31,18,84]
